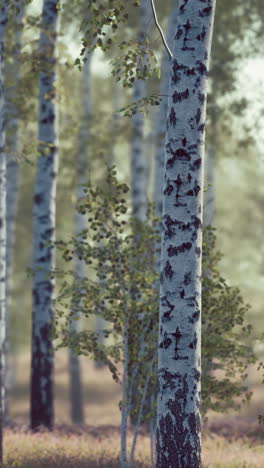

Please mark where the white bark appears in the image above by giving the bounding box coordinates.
[30,0,59,431]
[4,0,25,421]
[0,3,9,463]
[204,144,215,226]
[154,6,178,219]
[157,2,216,467]
[130,0,151,222]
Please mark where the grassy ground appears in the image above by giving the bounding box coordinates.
[4,350,264,467]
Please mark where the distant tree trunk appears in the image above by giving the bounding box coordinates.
[4,0,25,422]
[30,0,59,431]
[109,81,120,168]
[69,54,92,424]
[156,1,216,467]
[130,0,151,221]
[204,144,215,226]
[128,0,151,427]
[0,2,9,463]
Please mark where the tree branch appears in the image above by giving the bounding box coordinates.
[149,0,173,60]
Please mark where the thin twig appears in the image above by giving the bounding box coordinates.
[149,0,173,59]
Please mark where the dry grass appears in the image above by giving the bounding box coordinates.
[4,350,264,467]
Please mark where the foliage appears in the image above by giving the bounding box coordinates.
[117,94,162,117]
[52,170,257,424]
[51,168,159,392]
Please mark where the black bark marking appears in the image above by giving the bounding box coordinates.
[196,60,207,75]
[164,181,174,196]
[35,193,44,205]
[175,174,183,187]
[159,332,172,349]
[195,246,201,257]
[167,145,191,168]
[180,289,185,298]
[169,107,177,127]
[164,215,177,238]
[198,91,205,104]
[196,26,206,41]
[192,215,202,229]
[195,107,201,124]
[161,296,175,322]
[182,137,187,146]
[199,6,212,17]
[167,242,192,257]
[173,88,189,103]
[164,261,174,279]
[187,173,192,183]
[176,28,183,40]
[198,123,205,132]
[189,310,200,323]
[190,158,202,171]
[179,0,189,14]
[183,272,192,285]
[189,332,197,349]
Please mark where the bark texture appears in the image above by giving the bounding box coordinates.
[0,2,9,462]
[4,1,25,420]
[68,55,92,424]
[154,6,178,219]
[30,0,59,431]
[156,2,216,467]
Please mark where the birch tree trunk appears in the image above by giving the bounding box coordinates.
[69,54,92,424]
[154,6,178,220]
[128,0,152,427]
[4,1,25,421]
[0,1,9,462]
[156,2,216,466]
[30,0,59,431]
[130,0,151,221]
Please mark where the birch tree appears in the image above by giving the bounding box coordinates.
[0,0,9,463]
[4,0,25,421]
[154,4,178,220]
[69,54,92,422]
[156,1,216,466]
[130,0,151,221]
[30,0,60,431]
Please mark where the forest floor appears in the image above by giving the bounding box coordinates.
[3,349,264,467]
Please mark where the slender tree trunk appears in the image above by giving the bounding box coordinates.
[204,144,215,226]
[109,81,120,168]
[156,2,216,467]
[0,2,9,463]
[128,0,152,428]
[68,55,92,423]
[147,6,179,453]
[4,0,25,422]
[130,0,151,221]
[30,0,59,431]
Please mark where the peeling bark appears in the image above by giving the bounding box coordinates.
[30,0,60,431]
[156,2,216,467]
